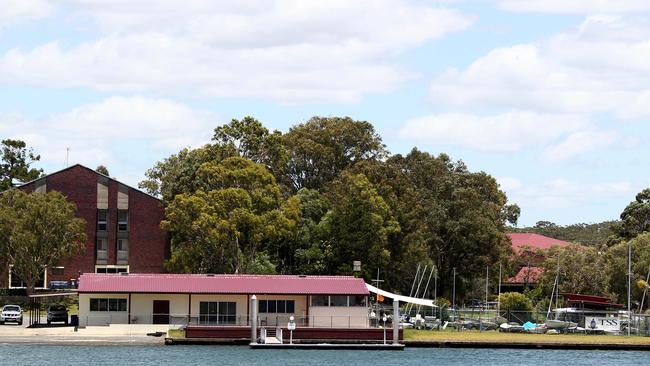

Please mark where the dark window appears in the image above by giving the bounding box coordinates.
[330,295,348,307]
[95,267,128,274]
[117,239,128,252]
[96,238,107,251]
[311,295,328,307]
[97,209,107,231]
[199,301,236,324]
[90,298,126,312]
[349,296,367,307]
[117,239,128,263]
[51,267,65,276]
[117,210,128,232]
[258,300,295,314]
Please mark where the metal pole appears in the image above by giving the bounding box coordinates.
[250,295,258,344]
[485,266,489,311]
[627,243,632,336]
[393,300,399,344]
[452,267,457,321]
[497,263,502,317]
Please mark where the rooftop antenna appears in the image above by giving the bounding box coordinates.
[65,147,70,167]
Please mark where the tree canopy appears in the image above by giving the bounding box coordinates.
[0,139,43,190]
[142,116,519,298]
[0,189,86,294]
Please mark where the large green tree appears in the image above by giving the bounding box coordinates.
[320,172,400,280]
[537,245,610,298]
[281,116,386,192]
[162,157,294,274]
[606,233,650,306]
[139,145,231,203]
[611,188,650,242]
[0,189,86,294]
[0,139,43,190]
[373,149,515,298]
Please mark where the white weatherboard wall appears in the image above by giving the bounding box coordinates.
[79,293,129,327]
[130,293,189,324]
[309,306,368,328]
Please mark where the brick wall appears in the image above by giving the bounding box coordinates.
[6,165,169,288]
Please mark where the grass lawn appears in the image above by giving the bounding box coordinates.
[168,328,186,338]
[404,329,650,345]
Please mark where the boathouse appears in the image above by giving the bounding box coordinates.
[77,273,371,329]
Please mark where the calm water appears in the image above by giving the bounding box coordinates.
[0,345,646,366]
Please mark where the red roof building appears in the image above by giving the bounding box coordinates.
[507,233,572,254]
[503,233,573,291]
[505,266,543,284]
[2,164,170,290]
[77,273,371,328]
[78,273,369,295]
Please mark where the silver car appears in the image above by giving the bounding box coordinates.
[0,305,23,325]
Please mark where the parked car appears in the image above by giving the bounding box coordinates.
[47,305,69,325]
[0,305,23,325]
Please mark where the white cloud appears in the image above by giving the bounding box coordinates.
[0,0,52,31]
[498,176,523,191]
[541,130,621,162]
[503,178,634,210]
[0,96,217,184]
[430,15,650,119]
[398,111,587,152]
[0,1,472,103]
[496,0,650,14]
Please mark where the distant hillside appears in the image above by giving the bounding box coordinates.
[509,220,617,247]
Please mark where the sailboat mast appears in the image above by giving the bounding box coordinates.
[497,263,502,316]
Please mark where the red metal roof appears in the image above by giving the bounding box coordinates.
[507,233,571,253]
[78,273,369,295]
[505,266,544,284]
[560,293,624,309]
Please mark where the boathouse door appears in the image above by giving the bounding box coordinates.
[153,300,170,324]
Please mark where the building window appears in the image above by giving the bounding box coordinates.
[95,266,128,274]
[51,267,65,276]
[117,239,128,263]
[311,295,329,307]
[259,300,295,314]
[96,238,108,263]
[9,266,46,289]
[90,298,127,312]
[311,295,362,307]
[330,295,348,307]
[349,295,367,307]
[199,301,236,324]
[97,209,108,231]
[117,210,128,232]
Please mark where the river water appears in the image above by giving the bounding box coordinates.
[0,345,645,365]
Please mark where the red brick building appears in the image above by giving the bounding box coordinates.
[1,164,170,289]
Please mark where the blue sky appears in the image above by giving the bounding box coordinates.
[2,0,650,226]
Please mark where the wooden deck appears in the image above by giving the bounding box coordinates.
[185,326,402,342]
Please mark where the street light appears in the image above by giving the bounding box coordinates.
[288,315,296,344]
[382,315,387,344]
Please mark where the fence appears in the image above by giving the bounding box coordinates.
[82,313,376,329]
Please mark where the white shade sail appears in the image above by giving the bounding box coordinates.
[366,283,437,308]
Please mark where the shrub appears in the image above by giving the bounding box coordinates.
[499,292,533,311]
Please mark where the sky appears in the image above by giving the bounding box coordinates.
[1,0,650,227]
